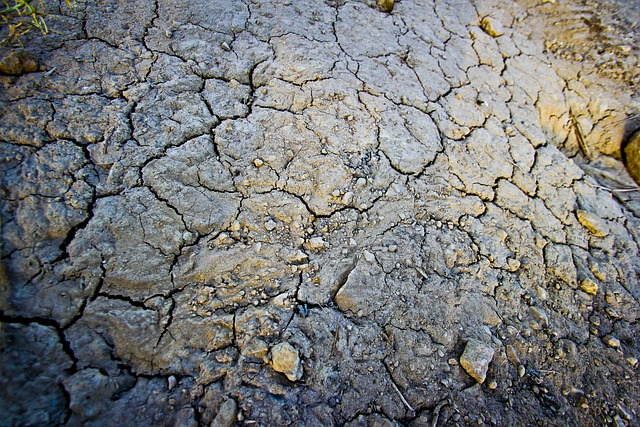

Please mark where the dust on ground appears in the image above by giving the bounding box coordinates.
[0,0,639,426]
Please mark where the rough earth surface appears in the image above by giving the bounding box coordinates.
[1,0,639,426]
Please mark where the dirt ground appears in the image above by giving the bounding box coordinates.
[0,0,639,425]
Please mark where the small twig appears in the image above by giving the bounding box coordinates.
[390,380,415,413]
[598,186,640,193]
[330,319,340,355]
[431,398,452,427]
[415,267,428,280]
[580,165,640,193]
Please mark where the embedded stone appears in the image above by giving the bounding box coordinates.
[624,129,640,184]
[270,342,303,381]
[460,340,495,383]
[211,398,237,427]
[377,0,394,13]
[580,278,598,295]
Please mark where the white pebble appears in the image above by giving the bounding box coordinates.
[363,250,376,263]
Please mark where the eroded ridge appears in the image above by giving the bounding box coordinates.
[0,0,639,425]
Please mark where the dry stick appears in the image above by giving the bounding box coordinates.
[390,380,415,413]
[570,109,590,160]
[582,165,640,192]
[600,186,640,193]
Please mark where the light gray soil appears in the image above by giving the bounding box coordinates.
[0,0,639,426]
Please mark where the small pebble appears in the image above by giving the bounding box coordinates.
[377,0,394,12]
[518,365,526,378]
[603,335,621,348]
[605,306,620,319]
[580,278,598,295]
[530,306,549,327]
[506,344,521,366]
[265,220,277,231]
[168,375,177,390]
[253,158,264,167]
[535,286,547,301]
[342,191,354,205]
[221,41,231,51]
[606,290,615,304]
[363,250,376,263]
[306,237,327,250]
[459,340,494,383]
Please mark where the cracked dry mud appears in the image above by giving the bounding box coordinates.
[1,0,639,425]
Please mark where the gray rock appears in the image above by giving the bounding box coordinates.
[174,407,198,427]
[211,398,238,427]
[460,340,495,383]
[530,306,549,327]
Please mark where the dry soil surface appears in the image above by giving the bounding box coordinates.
[0,0,639,426]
